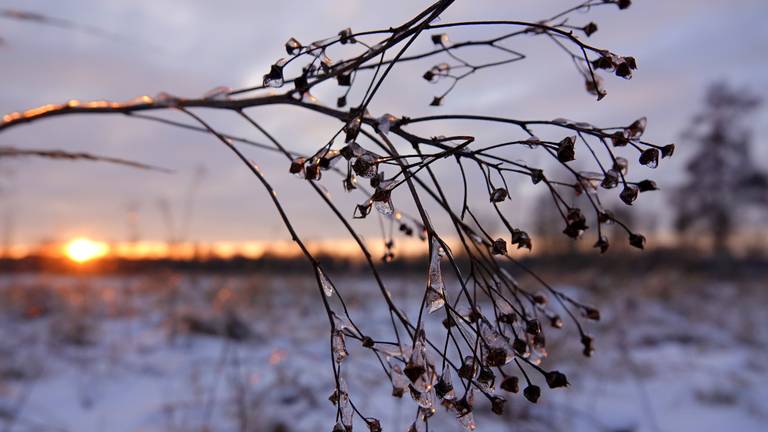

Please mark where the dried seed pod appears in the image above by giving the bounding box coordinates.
[545,371,570,389]
[629,232,646,249]
[557,136,576,162]
[620,184,639,205]
[490,188,508,202]
[583,22,598,36]
[523,385,541,403]
[490,396,506,415]
[491,238,507,255]
[500,376,519,393]
[639,148,660,168]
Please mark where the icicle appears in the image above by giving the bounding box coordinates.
[391,363,408,397]
[374,200,393,216]
[319,269,333,297]
[426,238,446,313]
[339,378,353,429]
[376,113,398,134]
[332,330,348,364]
[457,412,476,431]
[436,368,456,400]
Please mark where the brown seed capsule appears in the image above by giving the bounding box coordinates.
[545,370,570,389]
[490,396,506,415]
[492,238,508,255]
[500,376,519,393]
[629,232,646,249]
[523,385,541,403]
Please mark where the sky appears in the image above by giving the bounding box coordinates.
[1,0,767,256]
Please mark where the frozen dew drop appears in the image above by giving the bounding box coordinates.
[377,113,398,134]
[333,330,349,364]
[374,200,394,216]
[319,268,333,297]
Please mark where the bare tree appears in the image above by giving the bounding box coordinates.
[0,1,674,430]
[674,82,767,254]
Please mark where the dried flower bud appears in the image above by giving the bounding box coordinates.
[285,37,302,55]
[305,163,321,181]
[615,61,633,79]
[431,33,450,46]
[499,313,517,325]
[513,338,528,355]
[526,319,541,335]
[583,22,598,36]
[336,95,347,108]
[557,136,576,162]
[333,421,346,432]
[637,179,658,192]
[490,188,508,203]
[354,203,372,219]
[490,396,506,415]
[337,73,352,86]
[620,184,639,205]
[500,376,519,393]
[511,229,532,250]
[338,28,354,44]
[592,56,613,70]
[478,367,495,388]
[610,131,630,147]
[491,238,507,255]
[629,232,646,249]
[430,96,443,106]
[581,334,594,357]
[639,148,660,168]
[404,362,426,383]
[423,70,435,82]
[617,0,632,10]
[545,371,570,389]
[486,347,508,367]
[549,315,564,328]
[532,293,547,305]
[530,168,544,184]
[582,306,600,321]
[601,169,620,189]
[661,143,675,158]
[594,236,609,253]
[458,357,478,380]
[523,385,541,403]
[294,75,309,93]
[366,418,382,432]
[626,117,647,139]
[289,157,306,174]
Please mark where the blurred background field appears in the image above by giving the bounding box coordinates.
[1,251,767,432]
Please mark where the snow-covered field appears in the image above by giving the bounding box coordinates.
[0,271,766,432]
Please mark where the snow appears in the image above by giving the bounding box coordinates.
[0,273,766,432]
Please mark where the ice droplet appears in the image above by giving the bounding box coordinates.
[333,330,348,363]
[319,269,333,297]
[339,378,353,428]
[377,113,398,134]
[374,200,394,216]
[426,238,446,313]
[457,412,477,431]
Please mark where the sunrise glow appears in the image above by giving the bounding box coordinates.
[64,238,109,263]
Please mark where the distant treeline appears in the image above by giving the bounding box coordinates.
[2,247,766,278]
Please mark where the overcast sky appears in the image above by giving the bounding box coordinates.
[1,0,767,252]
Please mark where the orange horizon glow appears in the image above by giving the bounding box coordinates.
[64,237,109,263]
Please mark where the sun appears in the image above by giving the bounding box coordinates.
[64,238,109,263]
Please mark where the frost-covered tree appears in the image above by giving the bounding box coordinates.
[675,83,767,253]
